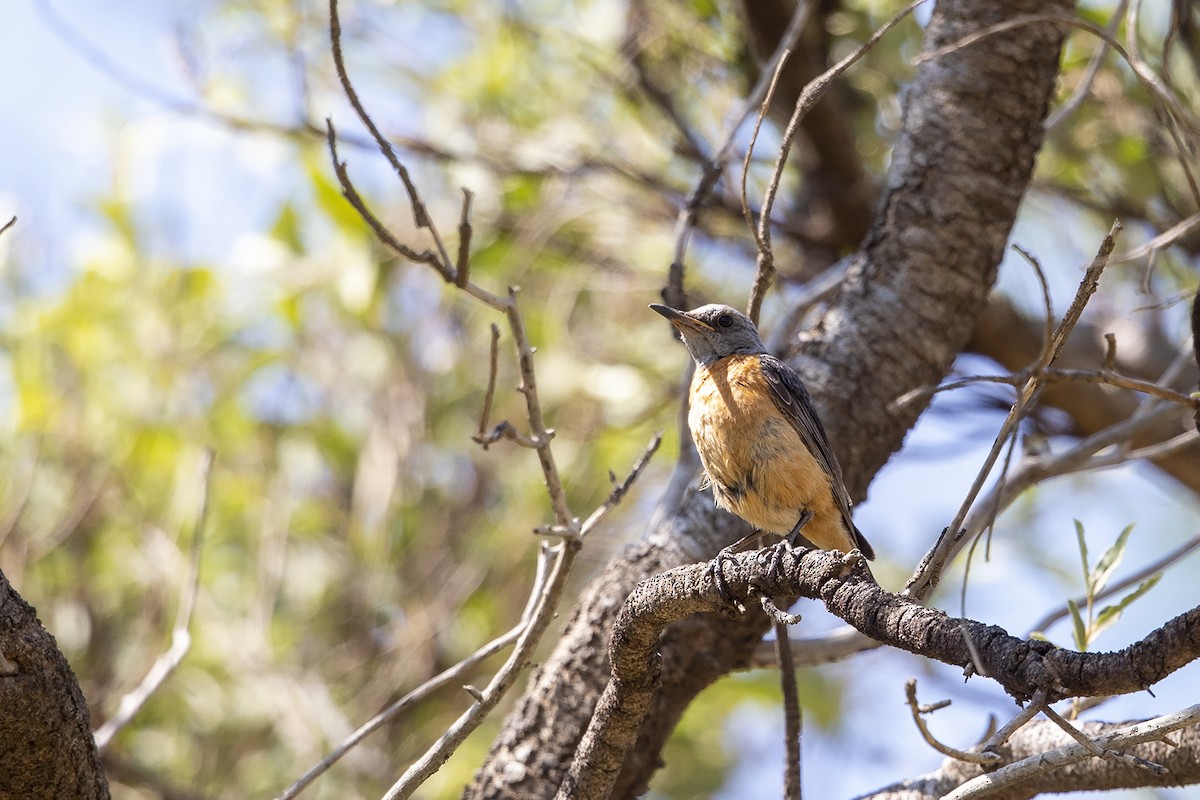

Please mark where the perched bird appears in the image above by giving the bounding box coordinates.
[651,303,874,565]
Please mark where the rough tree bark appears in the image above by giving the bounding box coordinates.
[0,570,110,800]
[465,0,1075,797]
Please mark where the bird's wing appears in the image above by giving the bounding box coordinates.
[759,355,874,559]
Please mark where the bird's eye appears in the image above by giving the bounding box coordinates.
[717,314,733,328]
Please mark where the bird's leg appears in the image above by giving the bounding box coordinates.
[760,510,813,580]
[707,529,768,612]
[786,509,814,546]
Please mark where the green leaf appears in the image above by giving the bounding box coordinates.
[1074,519,1090,590]
[1068,598,1088,652]
[1091,574,1163,641]
[271,201,304,254]
[1091,523,1135,597]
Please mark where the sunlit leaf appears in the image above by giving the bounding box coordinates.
[1092,574,1163,641]
[1074,519,1090,590]
[1092,523,1135,597]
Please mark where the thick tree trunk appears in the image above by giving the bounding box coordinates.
[0,571,110,800]
[465,1,1074,798]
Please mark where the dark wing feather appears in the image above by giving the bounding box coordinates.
[759,355,875,559]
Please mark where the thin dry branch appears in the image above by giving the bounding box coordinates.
[979,689,1047,756]
[1044,0,1130,130]
[328,0,453,269]
[745,0,927,325]
[896,366,1200,413]
[665,0,812,310]
[94,450,214,751]
[474,323,502,446]
[275,625,523,800]
[918,13,1200,141]
[322,1,634,790]
[905,680,1002,765]
[1112,210,1200,265]
[379,435,658,799]
[907,221,1122,599]
[0,216,14,237]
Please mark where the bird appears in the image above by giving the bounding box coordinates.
[651,302,874,590]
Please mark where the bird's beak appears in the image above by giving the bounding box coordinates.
[649,304,711,332]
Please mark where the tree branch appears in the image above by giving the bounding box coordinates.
[862,712,1200,799]
[562,547,1200,800]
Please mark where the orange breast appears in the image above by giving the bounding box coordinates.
[688,354,855,551]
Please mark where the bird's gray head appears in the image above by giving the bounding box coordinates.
[649,303,767,365]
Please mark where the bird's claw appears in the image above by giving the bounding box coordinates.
[707,546,747,614]
[756,537,796,584]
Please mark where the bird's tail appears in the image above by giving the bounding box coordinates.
[852,523,875,560]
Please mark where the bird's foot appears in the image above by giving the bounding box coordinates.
[756,536,798,585]
[707,543,747,614]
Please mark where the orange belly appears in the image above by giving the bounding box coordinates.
[688,354,855,552]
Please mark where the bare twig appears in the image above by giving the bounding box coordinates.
[503,288,575,530]
[381,539,580,800]
[666,0,812,310]
[0,216,15,237]
[474,324,502,446]
[1041,698,1167,774]
[455,189,474,288]
[894,365,1200,412]
[746,0,927,325]
[980,689,1048,755]
[379,433,658,799]
[740,47,796,244]
[918,13,1200,137]
[904,680,1002,765]
[325,119,447,274]
[1044,0,1130,131]
[1111,211,1200,265]
[323,4,614,791]
[907,221,1122,599]
[328,0,453,269]
[1103,333,1118,371]
[575,433,662,539]
[1039,701,1106,757]
[94,450,214,751]
[276,624,523,800]
[760,593,803,626]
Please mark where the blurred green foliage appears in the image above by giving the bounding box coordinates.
[2,0,1197,798]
